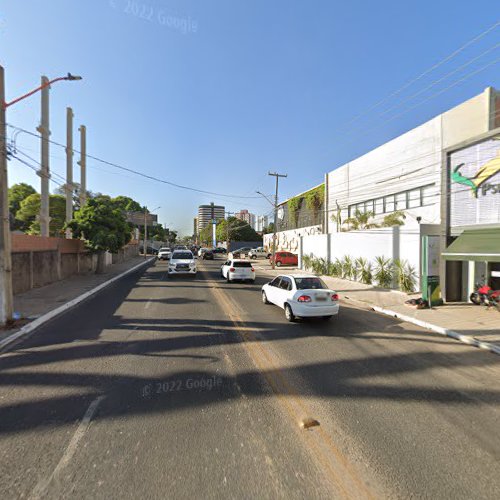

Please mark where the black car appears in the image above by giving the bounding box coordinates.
[213,247,226,254]
[202,250,214,260]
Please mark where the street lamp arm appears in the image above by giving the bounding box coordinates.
[256,191,275,207]
[4,73,82,109]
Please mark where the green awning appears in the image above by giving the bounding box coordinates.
[443,228,500,262]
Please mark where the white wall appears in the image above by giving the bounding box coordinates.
[263,225,321,253]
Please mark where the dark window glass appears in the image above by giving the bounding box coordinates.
[270,277,282,287]
[233,262,252,268]
[294,277,328,290]
[172,252,193,259]
[279,277,292,290]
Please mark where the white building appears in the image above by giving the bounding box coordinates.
[197,204,225,233]
[255,215,269,232]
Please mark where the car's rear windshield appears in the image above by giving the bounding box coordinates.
[294,277,327,290]
[172,252,192,259]
[159,248,170,251]
[233,262,252,268]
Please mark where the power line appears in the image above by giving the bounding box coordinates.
[6,123,263,201]
[335,20,500,133]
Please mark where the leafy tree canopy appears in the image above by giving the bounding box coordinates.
[67,198,132,253]
[199,217,262,244]
[111,195,143,213]
[16,193,66,236]
[8,183,36,230]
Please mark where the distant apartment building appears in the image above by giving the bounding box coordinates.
[255,215,269,232]
[235,209,256,229]
[197,204,225,233]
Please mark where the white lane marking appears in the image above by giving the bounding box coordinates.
[29,395,105,499]
[145,299,152,310]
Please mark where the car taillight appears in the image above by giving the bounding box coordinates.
[251,268,255,272]
[331,293,339,301]
[298,295,311,302]
[229,267,235,272]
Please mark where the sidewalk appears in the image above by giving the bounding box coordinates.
[321,275,500,355]
[1,256,153,345]
[259,263,500,355]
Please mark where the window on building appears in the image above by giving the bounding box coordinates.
[421,184,434,206]
[395,192,407,211]
[408,188,420,208]
[384,194,395,212]
[374,198,384,214]
[365,200,374,213]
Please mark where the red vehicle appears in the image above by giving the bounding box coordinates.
[270,251,298,267]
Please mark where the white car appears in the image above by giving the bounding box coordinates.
[168,250,197,277]
[261,275,339,322]
[248,247,271,259]
[158,247,172,260]
[221,259,256,283]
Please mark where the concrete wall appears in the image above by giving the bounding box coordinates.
[301,227,422,289]
[263,225,322,253]
[11,236,140,295]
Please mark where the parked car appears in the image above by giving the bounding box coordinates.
[269,251,298,267]
[221,259,256,283]
[201,249,214,260]
[248,247,271,259]
[157,247,172,260]
[213,247,227,254]
[168,250,197,277]
[261,275,339,322]
[229,247,253,259]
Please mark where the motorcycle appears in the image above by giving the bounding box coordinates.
[470,282,500,311]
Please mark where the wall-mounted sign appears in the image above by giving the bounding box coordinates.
[449,136,500,227]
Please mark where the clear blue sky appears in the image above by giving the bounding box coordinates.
[1,1,499,235]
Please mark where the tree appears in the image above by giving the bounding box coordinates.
[344,210,379,230]
[382,210,406,227]
[263,222,275,234]
[200,217,262,245]
[67,198,132,273]
[8,183,36,230]
[111,195,143,212]
[16,193,66,236]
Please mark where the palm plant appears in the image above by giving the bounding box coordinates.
[374,256,393,288]
[394,259,417,293]
[341,255,355,280]
[302,253,312,271]
[355,257,373,285]
[344,210,379,231]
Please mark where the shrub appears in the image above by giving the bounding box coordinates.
[341,255,355,280]
[394,259,417,293]
[302,253,312,271]
[355,257,373,285]
[374,256,393,288]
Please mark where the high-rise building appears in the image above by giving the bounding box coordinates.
[235,209,256,229]
[255,215,269,232]
[197,203,225,233]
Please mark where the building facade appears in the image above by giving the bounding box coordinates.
[255,215,269,232]
[197,204,225,233]
[235,209,256,229]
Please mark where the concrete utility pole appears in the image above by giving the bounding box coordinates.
[0,65,13,325]
[268,171,287,269]
[38,76,50,237]
[65,107,74,238]
[78,125,86,208]
[144,207,148,259]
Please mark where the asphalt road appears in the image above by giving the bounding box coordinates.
[0,257,499,499]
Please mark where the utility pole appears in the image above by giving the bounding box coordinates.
[65,107,74,238]
[38,76,50,237]
[78,125,86,208]
[0,65,13,325]
[143,207,148,259]
[268,171,287,269]
[225,211,234,251]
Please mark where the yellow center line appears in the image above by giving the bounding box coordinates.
[204,268,376,500]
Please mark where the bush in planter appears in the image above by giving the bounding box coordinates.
[341,255,355,280]
[327,259,342,277]
[355,257,373,285]
[374,256,393,288]
[302,253,312,271]
[394,259,417,293]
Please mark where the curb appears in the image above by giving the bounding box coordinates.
[372,306,500,356]
[0,257,155,353]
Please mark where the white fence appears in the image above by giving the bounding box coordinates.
[301,227,422,288]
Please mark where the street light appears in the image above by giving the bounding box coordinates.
[0,66,82,325]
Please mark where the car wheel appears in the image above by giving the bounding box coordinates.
[276,261,282,267]
[251,255,257,260]
[284,303,295,322]
[262,291,270,304]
